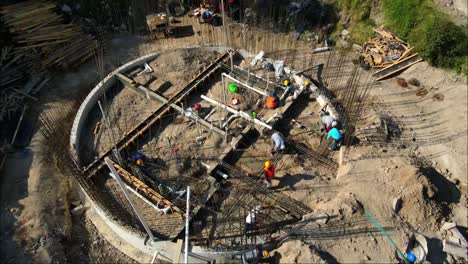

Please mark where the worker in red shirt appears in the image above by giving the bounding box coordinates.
[264,161,275,188]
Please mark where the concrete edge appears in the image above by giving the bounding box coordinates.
[69,46,341,262]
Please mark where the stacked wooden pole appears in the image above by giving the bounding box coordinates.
[0,0,100,70]
[0,0,102,121]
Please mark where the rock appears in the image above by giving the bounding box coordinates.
[443,240,468,259]
[71,205,86,216]
[316,213,329,224]
[61,4,72,13]
[71,200,81,207]
[341,29,350,37]
[441,222,457,231]
[393,197,402,213]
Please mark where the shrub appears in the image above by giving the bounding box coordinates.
[382,0,468,74]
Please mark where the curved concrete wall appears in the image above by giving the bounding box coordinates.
[70,45,234,163]
[70,52,161,162]
[69,46,341,262]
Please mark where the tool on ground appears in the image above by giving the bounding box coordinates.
[365,211,410,264]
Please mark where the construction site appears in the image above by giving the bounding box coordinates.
[0,0,467,263]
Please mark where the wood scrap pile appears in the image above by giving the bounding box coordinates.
[0,0,100,70]
[362,27,414,68]
[0,46,48,121]
[361,27,423,81]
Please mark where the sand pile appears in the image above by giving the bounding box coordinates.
[397,165,446,231]
[148,48,220,87]
[275,240,328,263]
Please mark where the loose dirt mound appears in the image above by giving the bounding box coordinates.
[275,240,327,263]
[398,165,445,230]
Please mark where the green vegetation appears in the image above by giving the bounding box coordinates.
[382,0,467,73]
[329,0,467,73]
[329,0,374,43]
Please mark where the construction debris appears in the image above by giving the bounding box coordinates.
[0,47,48,121]
[360,27,422,81]
[441,222,468,259]
[0,0,101,70]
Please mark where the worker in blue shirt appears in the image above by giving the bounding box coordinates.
[327,127,343,151]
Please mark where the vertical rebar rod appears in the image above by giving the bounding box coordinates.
[184,186,191,264]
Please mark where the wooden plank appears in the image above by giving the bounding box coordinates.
[374,55,423,81]
[115,72,136,86]
[112,162,185,215]
[172,239,184,264]
[374,53,420,75]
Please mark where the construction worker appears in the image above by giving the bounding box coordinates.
[271,131,285,155]
[264,161,275,188]
[319,108,336,132]
[265,90,280,109]
[281,79,295,101]
[133,152,145,166]
[245,205,271,234]
[327,126,343,151]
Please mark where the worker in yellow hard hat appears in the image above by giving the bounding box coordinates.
[304,80,310,87]
[283,79,290,86]
[263,161,275,188]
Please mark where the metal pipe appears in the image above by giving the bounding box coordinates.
[107,172,170,213]
[222,114,239,129]
[222,73,267,96]
[201,95,273,130]
[104,157,156,242]
[184,186,191,264]
[203,108,217,120]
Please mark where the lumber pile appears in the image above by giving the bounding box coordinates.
[0,46,49,122]
[0,0,100,70]
[360,27,423,81]
[362,27,415,68]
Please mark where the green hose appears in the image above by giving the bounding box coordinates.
[364,211,410,264]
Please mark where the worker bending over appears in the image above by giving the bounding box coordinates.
[265,90,280,109]
[327,127,343,151]
[264,161,275,188]
[245,205,270,234]
[319,108,336,132]
[133,152,145,166]
[271,131,285,155]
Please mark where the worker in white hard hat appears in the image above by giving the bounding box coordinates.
[245,205,271,234]
[271,131,286,155]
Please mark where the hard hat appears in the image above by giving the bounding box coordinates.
[262,250,270,258]
[406,252,417,263]
[136,159,144,166]
[250,111,257,119]
[265,161,271,168]
[283,79,290,86]
[229,83,238,93]
[304,80,310,87]
[331,121,338,127]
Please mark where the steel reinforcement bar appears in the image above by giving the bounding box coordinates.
[83,51,231,179]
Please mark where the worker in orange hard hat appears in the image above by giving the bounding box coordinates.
[263,161,275,188]
[133,152,145,167]
[136,159,144,166]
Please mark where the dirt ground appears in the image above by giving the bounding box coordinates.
[1,15,467,264]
